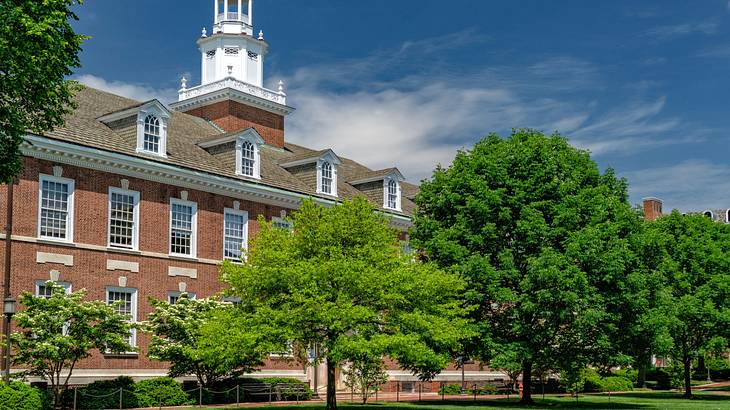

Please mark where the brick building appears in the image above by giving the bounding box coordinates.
[0,0,495,389]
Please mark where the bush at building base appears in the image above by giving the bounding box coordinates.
[134,377,192,408]
[0,382,44,410]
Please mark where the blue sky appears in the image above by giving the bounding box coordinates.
[72,1,730,212]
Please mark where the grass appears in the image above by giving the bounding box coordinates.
[201,392,730,410]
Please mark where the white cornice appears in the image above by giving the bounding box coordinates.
[171,79,294,116]
[97,100,171,124]
[350,169,405,186]
[197,128,264,149]
[279,149,342,168]
[21,135,413,228]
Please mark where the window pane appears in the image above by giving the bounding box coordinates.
[40,180,70,239]
[107,290,135,346]
[224,212,246,260]
[387,180,398,209]
[171,203,194,255]
[143,115,161,153]
[241,141,255,176]
[321,162,332,194]
[109,192,136,248]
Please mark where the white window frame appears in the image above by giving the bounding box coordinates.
[223,208,248,261]
[168,291,197,304]
[35,280,72,297]
[235,134,262,179]
[37,174,75,243]
[169,198,198,258]
[107,187,141,251]
[272,216,293,231]
[106,286,138,349]
[383,178,402,211]
[316,159,338,197]
[136,108,169,157]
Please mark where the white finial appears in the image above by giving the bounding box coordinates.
[180,76,187,90]
[227,65,233,76]
[201,27,207,37]
[278,80,285,94]
[258,30,265,40]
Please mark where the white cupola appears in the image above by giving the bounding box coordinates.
[213,0,253,36]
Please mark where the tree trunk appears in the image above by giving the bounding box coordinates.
[637,359,647,388]
[520,360,533,404]
[326,358,338,410]
[683,355,692,398]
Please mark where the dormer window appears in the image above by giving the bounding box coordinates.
[143,115,161,153]
[320,161,333,195]
[387,179,398,209]
[384,176,402,211]
[234,129,263,179]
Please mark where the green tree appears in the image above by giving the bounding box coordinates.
[413,129,641,403]
[221,197,470,410]
[342,356,389,404]
[643,211,730,397]
[0,0,86,182]
[11,282,132,408]
[143,294,267,387]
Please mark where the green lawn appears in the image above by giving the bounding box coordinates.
[205,392,730,409]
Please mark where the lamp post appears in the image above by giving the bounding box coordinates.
[3,297,15,383]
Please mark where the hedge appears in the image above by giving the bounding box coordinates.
[134,378,192,408]
[0,382,44,410]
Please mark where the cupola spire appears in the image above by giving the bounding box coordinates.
[213,0,253,36]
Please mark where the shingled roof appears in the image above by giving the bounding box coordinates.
[41,86,419,217]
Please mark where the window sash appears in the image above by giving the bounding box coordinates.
[321,163,333,194]
[224,210,247,260]
[38,176,73,241]
[241,142,255,176]
[106,288,137,347]
[170,200,197,257]
[387,180,398,209]
[108,189,139,249]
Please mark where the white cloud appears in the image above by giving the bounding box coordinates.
[623,160,730,211]
[642,22,718,41]
[75,74,178,104]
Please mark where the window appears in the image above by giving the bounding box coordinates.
[224,47,239,55]
[272,217,293,231]
[108,188,140,250]
[168,291,196,304]
[224,209,248,261]
[106,287,137,348]
[170,199,197,257]
[321,162,333,195]
[241,141,255,177]
[38,175,74,241]
[35,281,71,298]
[143,115,161,153]
[387,179,398,210]
[206,49,216,58]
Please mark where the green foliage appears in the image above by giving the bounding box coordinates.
[343,357,389,403]
[193,377,312,405]
[134,378,192,408]
[77,376,136,409]
[438,384,464,395]
[222,197,470,409]
[0,0,87,182]
[612,368,638,383]
[0,382,43,410]
[599,376,634,392]
[11,282,133,408]
[413,129,644,401]
[143,293,265,386]
[642,212,730,396]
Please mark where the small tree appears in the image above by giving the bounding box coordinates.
[11,282,132,408]
[490,349,522,393]
[343,356,389,404]
[143,294,267,387]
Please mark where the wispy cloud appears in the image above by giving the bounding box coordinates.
[75,74,178,104]
[623,160,730,211]
[642,22,718,41]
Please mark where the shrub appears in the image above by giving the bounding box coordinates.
[470,384,497,395]
[134,378,192,408]
[581,368,603,393]
[192,377,312,405]
[0,382,44,410]
[438,384,463,395]
[77,376,137,409]
[612,368,638,384]
[598,376,634,392]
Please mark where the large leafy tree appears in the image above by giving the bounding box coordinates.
[413,129,641,403]
[11,282,132,409]
[643,211,730,397]
[143,294,268,387]
[221,197,470,410]
[0,0,86,182]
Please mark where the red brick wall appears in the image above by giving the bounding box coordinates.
[183,100,285,148]
[0,157,300,372]
[643,198,663,221]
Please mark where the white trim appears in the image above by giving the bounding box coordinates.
[703,210,714,219]
[97,100,171,124]
[105,286,138,348]
[279,149,342,169]
[726,209,730,224]
[234,131,263,179]
[169,198,198,258]
[107,187,141,251]
[383,177,402,212]
[36,251,74,266]
[223,208,248,261]
[316,157,338,197]
[37,174,75,243]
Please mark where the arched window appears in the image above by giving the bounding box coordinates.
[143,115,160,153]
[704,211,714,219]
[387,179,398,209]
[321,162,333,194]
[241,141,255,176]
[726,209,730,224]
